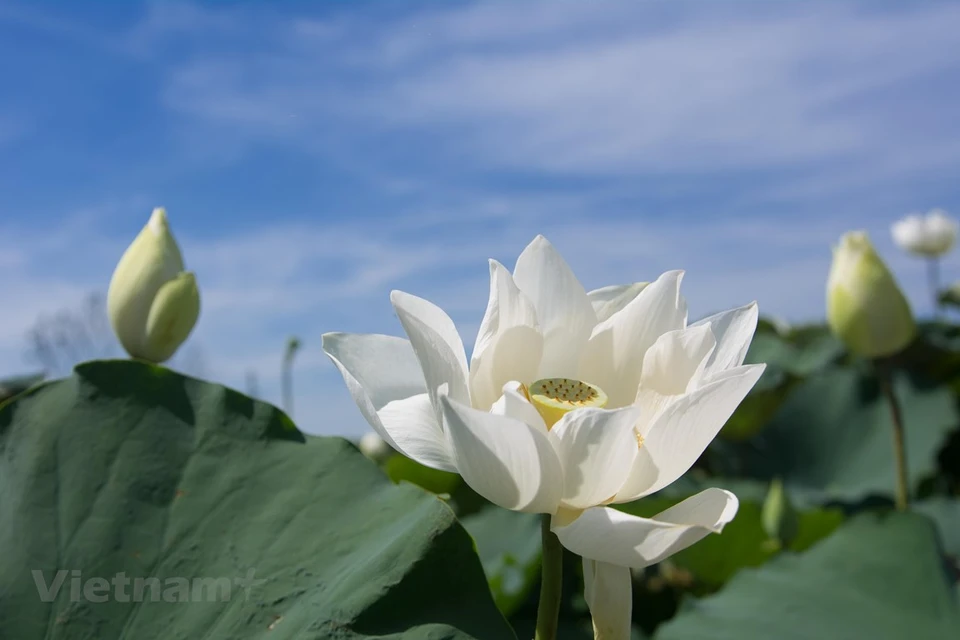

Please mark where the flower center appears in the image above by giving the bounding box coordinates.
[525,378,608,429]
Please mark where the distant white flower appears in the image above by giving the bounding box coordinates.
[322,236,764,639]
[891,209,958,257]
[359,432,392,461]
[107,208,200,363]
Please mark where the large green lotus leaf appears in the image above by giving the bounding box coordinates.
[729,366,958,501]
[916,321,960,354]
[509,617,647,640]
[719,366,792,442]
[916,499,960,555]
[894,322,960,390]
[460,507,542,617]
[655,511,960,639]
[754,317,785,336]
[385,453,462,496]
[0,360,514,640]
[0,372,44,405]
[720,327,844,443]
[915,498,960,585]
[744,329,845,378]
[617,483,843,590]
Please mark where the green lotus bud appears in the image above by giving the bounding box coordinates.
[761,478,799,548]
[107,208,200,363]
[826,231,916,358]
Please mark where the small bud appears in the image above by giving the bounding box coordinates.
[107,208,200,363]
[826,231,916,358]
[359,432,392,462]
[761,478,799,548]
[284,336,302,362]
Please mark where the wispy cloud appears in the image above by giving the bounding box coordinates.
[156,2,960,191]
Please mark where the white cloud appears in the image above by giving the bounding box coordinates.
[156,1,960,190]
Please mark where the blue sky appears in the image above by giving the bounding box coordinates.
[2,1,959,436]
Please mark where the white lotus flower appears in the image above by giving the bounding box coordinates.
[891,209,958,257]
[322,236,764,639]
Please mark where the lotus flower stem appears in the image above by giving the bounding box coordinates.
[282,337,301,417]
[534,514,563,640]
[877,365,909,511]
[928,257,943,320]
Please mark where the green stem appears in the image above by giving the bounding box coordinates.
[534,514,563,640]
[282,337,301,417]
[281,362,293,416]
[877,364,910,511]
[929,257,943,320]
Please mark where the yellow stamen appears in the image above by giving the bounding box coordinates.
[528,378,608,429]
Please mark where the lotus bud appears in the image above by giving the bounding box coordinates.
[826,231,915,359]
[761,478,799,549]
[359,432,392,462]
[107,208,200,363]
